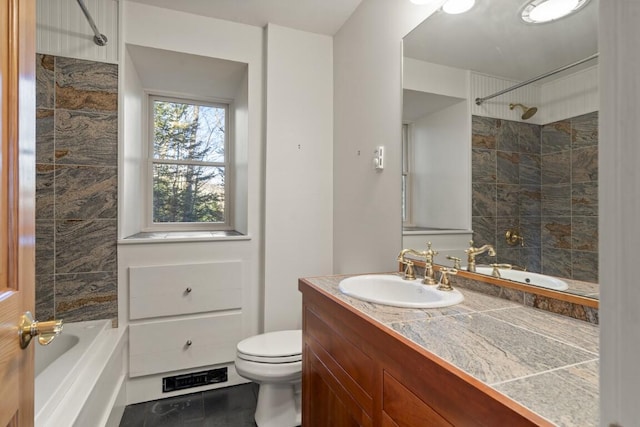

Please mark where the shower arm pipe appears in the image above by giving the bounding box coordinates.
[474,53,599,106]
[76,0,108,46]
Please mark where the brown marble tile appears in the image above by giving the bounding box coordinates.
[521,247,542,272]
[36,109,55,164]
[56,85,118,112]
[541,150,570,185]
[36,220,55,276]
[524,293,598,325]
[496,184,519,217]
[36,164,55,219]
[496,247,522,267]
[55,219,117,273]
[472,183,496,217]
[35,274,55,321]
[518,122,541,154]
[519,185,541,217]
[542,217,572,249]
[542,184,571,216]
[572,181,598,216]
[472,116,498,149]
[541,120,571,154]
[571,111,598,148]
[497,120,519,152]
[55,165,118,219]
[496,151,519,184]
[472,216,496,249]
[542,247,572,278]
[452,275,524,305]
[55,57,118,112]
[519,153,540,186]
[472,148,496,183]
[55,110,118,166]
[572,146,598,183]
[572,250,599,283]
[520,217,541,248]
[36,54,55,109]
[572,216,598,251]
[55,271,117,322]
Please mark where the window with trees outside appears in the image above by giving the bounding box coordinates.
[149,96,230,229]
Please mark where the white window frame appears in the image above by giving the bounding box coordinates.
[144,93,233,231]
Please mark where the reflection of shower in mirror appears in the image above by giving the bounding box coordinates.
[509,103,538,120]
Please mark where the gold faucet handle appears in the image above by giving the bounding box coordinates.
[505,230,525,247]
[489,263,512,277]
[446,256,462,269]
[403,260,416,281]
[437,268,458,291]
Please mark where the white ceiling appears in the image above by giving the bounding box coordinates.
[403,0,598,82]
[127,0,363,36]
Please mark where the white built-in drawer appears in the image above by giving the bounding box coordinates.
[129,262,242,320]
[129,312,242,377]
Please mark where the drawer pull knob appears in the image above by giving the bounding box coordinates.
[185,287,192,294]
[186,340,192,346]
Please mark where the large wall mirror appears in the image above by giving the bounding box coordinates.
[402,0,599,300]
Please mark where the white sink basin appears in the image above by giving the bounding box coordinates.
[338,274,464,308]
[473,267,569,291]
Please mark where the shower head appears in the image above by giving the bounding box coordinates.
[509,103,538,120]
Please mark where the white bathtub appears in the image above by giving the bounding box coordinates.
[35,319,127,427]
[473,266,569,291]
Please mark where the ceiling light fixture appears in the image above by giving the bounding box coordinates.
[521,0,590,24]
[442,0,475,14]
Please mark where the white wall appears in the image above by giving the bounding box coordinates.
[333,0,440,274]
[403,58,467,99]
[470,72,542,124]
[410,100,470,230]
[540,65,598,124]
[36,0,119,63]
[233,71,250,236]
[119,47,144,240]
[118,2,264,342]
[264,24,333,331]
[600,1,640,424]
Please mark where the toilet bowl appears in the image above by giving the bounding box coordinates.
[235,330,302,427]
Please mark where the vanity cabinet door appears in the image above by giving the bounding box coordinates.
[382,371,452,427]
[304,343,372,427]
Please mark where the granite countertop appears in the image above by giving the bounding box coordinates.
[303,273,599,427]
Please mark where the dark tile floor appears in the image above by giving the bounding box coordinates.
[119,383,258,427]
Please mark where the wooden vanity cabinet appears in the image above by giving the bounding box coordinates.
[299,279,552,427]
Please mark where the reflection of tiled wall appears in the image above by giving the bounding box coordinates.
[541,112,598,282]
[471,116,542,269]
[35,54,118,323]
[471,113,598,282]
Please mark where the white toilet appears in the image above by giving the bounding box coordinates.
[235,330,302,427]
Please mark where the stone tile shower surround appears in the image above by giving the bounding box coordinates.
[35,54,118,323]
[471,112,598,282]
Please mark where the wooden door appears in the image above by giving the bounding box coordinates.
[0,0,36,425]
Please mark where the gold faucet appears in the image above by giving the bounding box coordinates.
[397,242,438,284]
[465,240,496,273]
[489,263,513,278]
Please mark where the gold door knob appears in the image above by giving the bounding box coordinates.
[18,311,63,349]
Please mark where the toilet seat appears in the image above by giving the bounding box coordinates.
[237,330,302,364]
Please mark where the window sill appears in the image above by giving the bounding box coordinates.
[118,230,250,245]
